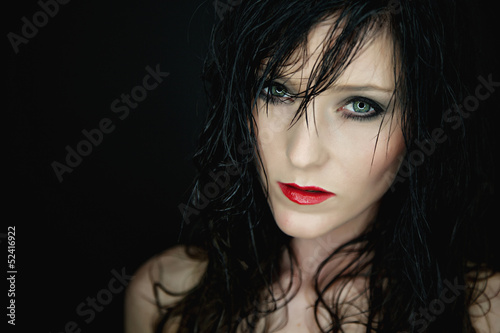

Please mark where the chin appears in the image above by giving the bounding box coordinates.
[272,209,344,239]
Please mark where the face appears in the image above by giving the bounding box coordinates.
[252,20,405,240]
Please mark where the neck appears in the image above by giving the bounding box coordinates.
[286,205,378,286]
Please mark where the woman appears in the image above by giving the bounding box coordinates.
[125,0,499,332]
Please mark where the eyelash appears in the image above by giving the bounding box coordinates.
[259,82,295,105]
[339,96,385,121]
[258,81,386,121]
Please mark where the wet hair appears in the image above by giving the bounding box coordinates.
[154,0,495,332]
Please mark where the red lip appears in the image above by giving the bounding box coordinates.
[278,182,335,205]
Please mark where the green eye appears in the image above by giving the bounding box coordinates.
[259,81,295,105]
[270,85,288,97]
[339,97,384,121]
[352,100,372,113]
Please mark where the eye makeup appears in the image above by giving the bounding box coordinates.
[258,80,388,121]
[337,96,386,121]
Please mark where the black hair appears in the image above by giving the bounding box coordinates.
[154,0,495,332]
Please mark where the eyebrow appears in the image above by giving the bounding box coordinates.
[332,84,394,93]
[275,77,394,94]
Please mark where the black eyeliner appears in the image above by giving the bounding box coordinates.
[340,96,386,121]
[258,80,295,105]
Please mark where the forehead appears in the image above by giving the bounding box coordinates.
[268,17,396,92]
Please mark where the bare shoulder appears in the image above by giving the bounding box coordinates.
[469,271,500,333]
[124,245,208,333]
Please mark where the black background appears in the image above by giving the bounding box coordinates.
[7,1,215,332]
[5,1,500,332]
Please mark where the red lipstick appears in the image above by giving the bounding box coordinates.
[278,182,335,205]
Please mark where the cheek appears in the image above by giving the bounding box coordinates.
[336,123,405,192]
[252,111,284,187]
[254,109,292,148]
[253,105,290,156]
[362,129,405,190]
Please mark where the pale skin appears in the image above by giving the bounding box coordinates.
[125,18,500,333]
[248,20,404,332]
[253,19,404,281]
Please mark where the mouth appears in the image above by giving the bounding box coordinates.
[277,182,335,205]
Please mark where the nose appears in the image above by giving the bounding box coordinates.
[286,110,329,169]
